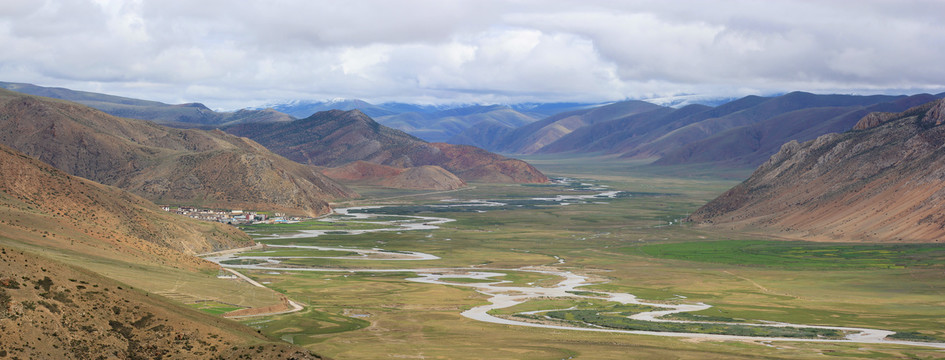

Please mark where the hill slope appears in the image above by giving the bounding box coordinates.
[0,248,323,359]
[0,90,353,216]
[0,142,251,269]
[225,110,548,184]
[689,98,945,242]
[321,161,466,191]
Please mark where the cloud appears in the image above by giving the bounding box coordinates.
[0,0,943,109]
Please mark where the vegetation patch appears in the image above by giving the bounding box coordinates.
[220,258,268,265]
[633,240,945,269]
[188,301,244,315]
[659,312,748,323]
[545,310,843,339]
[888,331,944,343]
[242,308,370,346]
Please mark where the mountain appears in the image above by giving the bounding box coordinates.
[509,102,602,118]
[322,161,466,191]
[270,99,540,143]
[475,100,666,154]
[0,89,354,216]
[269,98,418,118]
[448,119,518,150]
[517,92,942,170]
[224,109,549,184]
[689,98,945,242]
[376,104,537,143]
[0,81,294,126]
[0,142,251,269]
[0,143,324,358]
[654,94,940,167]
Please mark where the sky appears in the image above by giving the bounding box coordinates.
[2,0,944,110]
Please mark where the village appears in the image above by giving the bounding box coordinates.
[159,206,303,225]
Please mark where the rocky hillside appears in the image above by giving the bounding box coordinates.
[225,109,548,184]
[322,161,466,191]
[0,142,250,269]
[0,247,323,359]
[0,90,354,216]
[689,98,945,242]
[0,81,293,126]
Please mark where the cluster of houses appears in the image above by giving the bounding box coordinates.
[160,206,299,224]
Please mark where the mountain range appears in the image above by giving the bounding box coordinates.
[0,89,354,216]
[0,81,292,126]
[690,98,945,242]
[223,109,549,184]
[268,99,598,143]
[460,91,945,169]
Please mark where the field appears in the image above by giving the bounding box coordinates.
[222,158,945,358]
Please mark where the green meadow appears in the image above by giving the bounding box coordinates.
[222,158,945,359]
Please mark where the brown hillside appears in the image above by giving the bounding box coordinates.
[321,161,405,181]
[225,110,548,184]
[378,166,466,190]
[690,98,945,243]
[0,142,251,269]
[0,90,354,216]
[0,247,323,359]
[413,143,547,183]
[322,161,466,190]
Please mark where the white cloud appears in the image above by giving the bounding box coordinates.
[0,0,943,109]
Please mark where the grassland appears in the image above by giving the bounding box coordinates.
[240,219,390,233]
[219,158,945,359]
[633,240,945,269]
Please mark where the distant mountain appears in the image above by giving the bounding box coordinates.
[690,98,945,242]
[509,102,603,118]
[654,94,940,167]
[268,98,426,118]
[0,81,294,126]
[0,89,354,216]
[377,104,537,142]
[224,109,549,184]
[267,99,608,143]
[504,92,944,170]
[478,100,665,154]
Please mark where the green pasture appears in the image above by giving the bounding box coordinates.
[632,240,945,269]
[188,300,244,315]
[213,158,945,358]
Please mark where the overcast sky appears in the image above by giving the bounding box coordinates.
[2,0,944,110]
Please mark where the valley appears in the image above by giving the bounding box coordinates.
[4,2,945,359]
[194,162,945,359]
